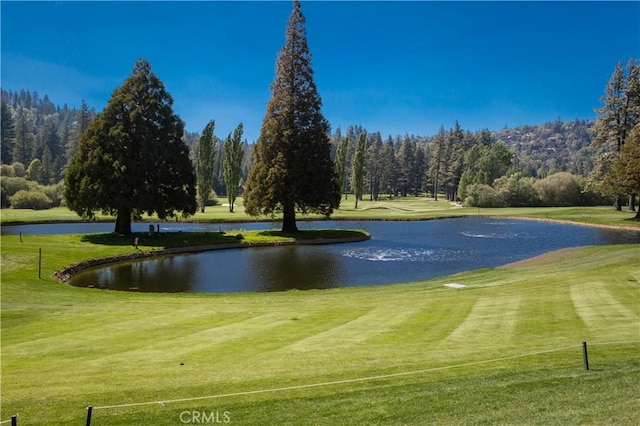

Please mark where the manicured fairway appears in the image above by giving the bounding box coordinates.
[1,220,639,424]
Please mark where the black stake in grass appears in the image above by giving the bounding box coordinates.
[582,341,590,371]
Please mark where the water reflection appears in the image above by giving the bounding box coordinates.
[82,255,198,292]
[59,218,639,294]
[250,246,345,292]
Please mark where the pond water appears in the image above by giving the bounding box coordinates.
[21,217,635,294]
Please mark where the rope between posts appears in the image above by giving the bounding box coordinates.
[91,342,619,411]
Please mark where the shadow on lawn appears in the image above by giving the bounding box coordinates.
[80,231,242,249]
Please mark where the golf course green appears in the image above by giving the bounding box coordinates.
[1,200,639,425]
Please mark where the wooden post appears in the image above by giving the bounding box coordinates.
[86,405,93,426]
[582,341,590,371]
[38,248,42,279]
[11,414,17,426]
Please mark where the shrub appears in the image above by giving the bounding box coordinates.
[41,181,64,207]
[463,184,505,208]
[0,164,15,177]
[534,172,582,206]
[11,162,26,177]
[0,176,32,207]
[494,173,542,207]
[9,189,52,210]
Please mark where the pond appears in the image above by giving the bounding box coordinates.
[14,217,635,294]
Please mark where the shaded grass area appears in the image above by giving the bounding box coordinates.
[79,229,368,249]
[2,227,639,424]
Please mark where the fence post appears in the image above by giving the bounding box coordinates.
[38,248,42,279]
[11,415,17,426]
[582,341,589,371]
[86,406,93,426]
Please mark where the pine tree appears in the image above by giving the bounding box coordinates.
[13,115,34,166]
[65,59,196,234]
[429,126,446,200]
[334,136,349,199]
[605,123,640,219]
[351,132,366,208]
[196,120,216,212]
[365,132,383,200]
[223,123,245,213]
[592,58,640,210]
[244,0,339,232]
[1,100,16,164]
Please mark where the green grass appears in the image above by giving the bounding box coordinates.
[1,201,639,424]
[3,197,639,229]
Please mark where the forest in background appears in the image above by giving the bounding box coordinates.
[0,87,610,210]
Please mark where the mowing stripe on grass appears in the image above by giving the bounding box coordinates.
[446,295,521,343]
[571,281,638,327]
[91,341,638,411]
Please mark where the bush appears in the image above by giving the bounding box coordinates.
[41,181,64,207]
[463,184,505,208]
[534,172,582,206]
[11,162,26,177]
[0,164,15,177]
[494,173,542,207]
[1,176,32,207]
[9,189,52,210]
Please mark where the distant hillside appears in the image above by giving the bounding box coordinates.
[492,119,595,178]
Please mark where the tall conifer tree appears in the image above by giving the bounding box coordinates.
[351,132,366,208]
[244,0,339,232]
[223,123,245,213]
[197,120,216,212]
[65,60,196,234]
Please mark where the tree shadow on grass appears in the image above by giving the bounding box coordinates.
[80,231,243,249]
[258,229,369,240]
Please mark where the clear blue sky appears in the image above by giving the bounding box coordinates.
[2,1,639,142]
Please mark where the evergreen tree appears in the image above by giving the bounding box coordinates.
[13,115,34,166]
[334,136,349,199]
[380,136,398,197]
[365,131,383,200]
[244,0,339,232]
[65,59,196,234]
[223,123,245,213]
[196,120,216,212]
[66,100,92,162]
[605,123,640,219]
[413,144,427,197]
[396,136,415,197]
[429,126,446,200]
[351,132,366,208]
[1,100,16,164]
[592,58,640,210]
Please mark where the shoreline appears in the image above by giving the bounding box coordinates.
[54,233,371,283]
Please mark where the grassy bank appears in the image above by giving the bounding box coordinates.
[2,198,639,230]
[1,201,639,424]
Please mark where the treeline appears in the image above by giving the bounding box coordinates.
[1,89,96,183]
[0,87,603,210]
[328,118,599,207]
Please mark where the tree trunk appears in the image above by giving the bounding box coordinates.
[282,201,298,232]
[115,207,132,234]
[628,194,636,212]
[614,196,622,211]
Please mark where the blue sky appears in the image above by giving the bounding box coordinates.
[2,1,639,142]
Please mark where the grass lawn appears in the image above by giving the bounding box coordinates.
[1,201,639,424]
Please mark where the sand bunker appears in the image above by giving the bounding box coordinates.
[444,283,467,289]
